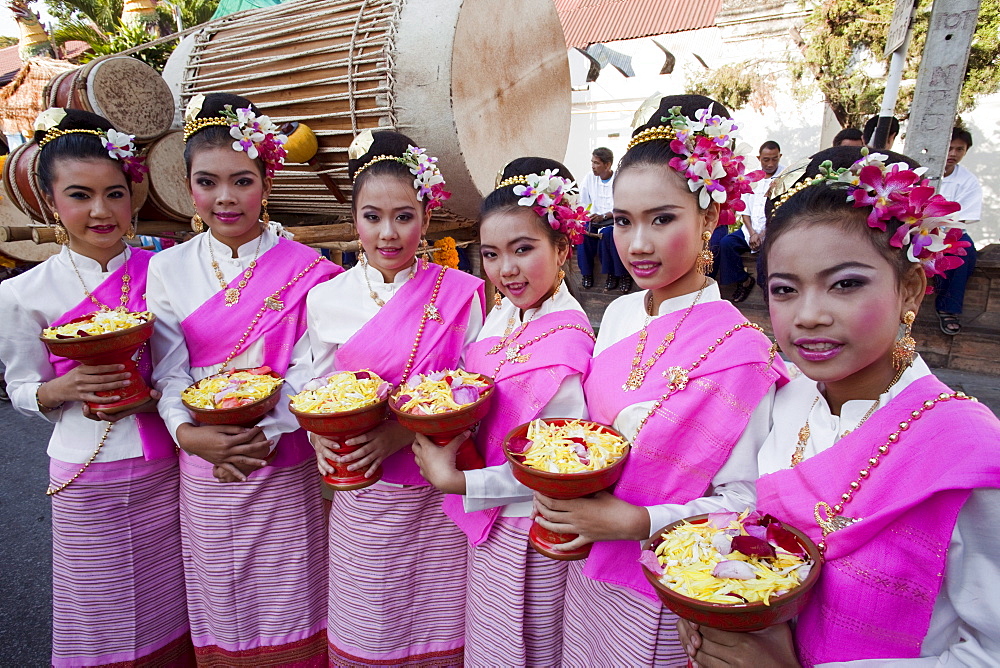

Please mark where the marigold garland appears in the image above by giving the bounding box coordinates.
[432,236,459,269]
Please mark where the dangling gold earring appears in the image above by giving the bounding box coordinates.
[493,290,503,309]
[359,249,368,268]
[892,310,917,371]
[695,230,713,275]
[126,218,137,240]
[418,237,430,269]
[52,211,68,245]
[191,211,205,233]
[260,198,270,231]
[553,268,565,295]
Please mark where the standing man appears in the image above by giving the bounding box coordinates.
[578,148,627,290]
[936,126,980,335]
[863,115,900,150]
[717,140,784,302]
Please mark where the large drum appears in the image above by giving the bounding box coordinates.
[45,56,175,142]
[139,131,195,223]
[164,0,571,220]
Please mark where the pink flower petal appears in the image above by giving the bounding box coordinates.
[731,535,776,559]
[707,511,738,528]
[639,550,663,576]
[766,521,806,557]
[713,560,756,580]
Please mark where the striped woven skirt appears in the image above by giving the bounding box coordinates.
[327,482,466,667]
[179,453,327,666]
[561,560,685,667]
[50,455,193,668]
[464,517,567,668]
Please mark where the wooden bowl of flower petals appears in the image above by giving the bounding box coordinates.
[389,370,495,471]
[640,512,822,632]
[182,366,284,428]
[289,370,392,490]
[41,311,156,414]
[503,418,630,560]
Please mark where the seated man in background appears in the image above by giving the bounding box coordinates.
[936,126,981,335]
[718,140,783,303]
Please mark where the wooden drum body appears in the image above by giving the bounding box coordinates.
[167,0,571,219]
[45,56,175,142]
[139,131,195,223]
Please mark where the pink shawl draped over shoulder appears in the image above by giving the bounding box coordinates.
[334,263,485,485]
[756,375,1000,666]
[444,309,595,544]
[583,300,788,600]
[48,249,174,460]
[180,238,342,467]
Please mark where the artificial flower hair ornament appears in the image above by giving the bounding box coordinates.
[777,149,970,292]
[500,170,590,245]
[183,98,288,179]
[629,103,765,229]
[35,108,148,183]
[350,133,452,213]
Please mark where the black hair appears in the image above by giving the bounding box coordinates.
[34,108,130,197]
[592,147,613,164]
[951,127,973,148]
[482,156,575,248]
[759,146,920,301]
[618,94,730,208]
[760,140,780,153]
[832,127,863,146]
[184,92,266,178]
[347,130,419,208]
[863,115,900,144]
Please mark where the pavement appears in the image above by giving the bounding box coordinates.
[0,367,996,664]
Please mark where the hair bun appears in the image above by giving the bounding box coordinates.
[347,130,415,179]
[33,108,116,143]
[632,94,731,137]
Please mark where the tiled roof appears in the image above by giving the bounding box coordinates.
[555,0,723,48]
[0,45,20,84]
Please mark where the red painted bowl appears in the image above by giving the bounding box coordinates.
[289,398,388,490]
[182,369,284,428]
[503,418,629,560]
[41,314,155,414]
[641,514,823,632]
[502,418,630,500]
[389,373,495,439]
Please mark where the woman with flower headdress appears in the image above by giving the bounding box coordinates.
[530,95,789,665]
[678,147,1000,666]
[0,108,193,666]
[410,156,595,666]
[147,92,342,665]
[305,129,484,666]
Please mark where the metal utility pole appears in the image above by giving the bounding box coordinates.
[872,0,917,149]
[903,0,980,188]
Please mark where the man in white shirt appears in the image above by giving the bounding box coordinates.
[578,148,629,291]
[717,141,783,303]
[935,127,980,335]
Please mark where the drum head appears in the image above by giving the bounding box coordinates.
[142,131,194,222]
[86,57,175,142]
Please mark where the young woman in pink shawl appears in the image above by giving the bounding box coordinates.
[679,148,1000,666]
[147,92,342,665]
[305,129,484,666]
[0,108,192,666]
[532,95,789,665]
[411,157,596,666]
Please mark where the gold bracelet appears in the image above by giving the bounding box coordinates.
[36,384,63,413]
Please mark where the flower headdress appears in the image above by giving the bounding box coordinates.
[350,130,451,212]
[35,108,148,183]
[497,170,590,245]
[183,94,288,178]
[628,104,764,228]
[774,150,970,291]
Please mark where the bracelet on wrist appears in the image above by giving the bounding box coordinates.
[36,384,63,413]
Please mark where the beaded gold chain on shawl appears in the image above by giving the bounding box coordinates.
[398,265,448,385]
[812,391,976,554]
[214,256,325,372]
[485,323,596,377]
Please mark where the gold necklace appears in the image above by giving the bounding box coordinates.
[66,244,131,312]
[488,323,595,376]
[487,308,540,355]
[359,251,418,308]
[813,391,973,553]
[622,284,706,391]
[207,231,264,307]
[790,365,907,468]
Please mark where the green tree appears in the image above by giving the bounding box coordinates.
[793,0,1000,129]
[42,0,219,71]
